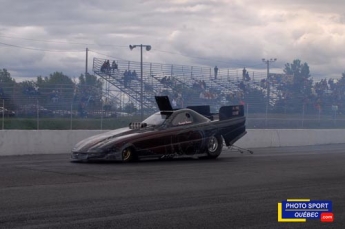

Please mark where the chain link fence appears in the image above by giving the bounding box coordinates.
[1,95,344,130]
[0,83,140,130]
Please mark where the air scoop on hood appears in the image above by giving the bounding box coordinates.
[129,122,147,129]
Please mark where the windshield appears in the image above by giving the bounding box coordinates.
[142,112,172,126]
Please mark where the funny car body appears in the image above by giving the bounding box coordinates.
[71,96,247,162]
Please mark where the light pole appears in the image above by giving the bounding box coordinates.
[262,58,277,108]
[129,44,151,121]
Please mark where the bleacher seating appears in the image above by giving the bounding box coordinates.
[93,57,275,110]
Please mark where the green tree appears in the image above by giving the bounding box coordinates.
[283,59,313,96]
[338,72,345,85]
[0,69,16,109]
[0,69,16,94]
[275,59,313,112]
[0,69,16,84]
[36,72,75,90]
[17,80,39,95]
[333,72,345,113]
[76,73,103,109]
[35,72,76,108]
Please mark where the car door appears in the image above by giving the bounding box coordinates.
[131,112,175,157]
[133,128,175,157]
[170,111,203,155]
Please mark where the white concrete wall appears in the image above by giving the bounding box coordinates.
[236,129,345,148]
[0,130,106,156]
[0,129,344,156]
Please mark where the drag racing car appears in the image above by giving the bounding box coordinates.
[71,96,247,162]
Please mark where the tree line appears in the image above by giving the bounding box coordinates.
[0,69,104,112]
[273,59,345,113]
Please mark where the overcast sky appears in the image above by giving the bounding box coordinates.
[1,0,345,82]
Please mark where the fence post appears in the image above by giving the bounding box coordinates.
[70,102,73,130]
[101,101,104,130]
[333,106,337,125]
[265,103,268,127]
[302,104,305,128]
[36,99,39,130]
[2,99,4,130]
[150,63,152,88]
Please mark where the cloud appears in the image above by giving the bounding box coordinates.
[0,0,345,81]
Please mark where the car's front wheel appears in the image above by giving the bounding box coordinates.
[122,147,135,162]
[205,135,223,159]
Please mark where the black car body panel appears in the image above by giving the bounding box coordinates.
[71,96,247,161]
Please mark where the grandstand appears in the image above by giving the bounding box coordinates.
[92,57,271,113]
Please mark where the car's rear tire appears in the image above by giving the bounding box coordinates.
[122,147,134,162]
[205,135,223,159]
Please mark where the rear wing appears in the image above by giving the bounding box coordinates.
[187,105,244,121]
[219,105,244,120]
[154,96,244,121]
[186,105,214,120]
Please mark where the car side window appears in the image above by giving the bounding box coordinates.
[172,112,193,126]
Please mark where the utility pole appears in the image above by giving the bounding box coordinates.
[129,44,151,121]
[85,47,88,76]
[262,58,277,108]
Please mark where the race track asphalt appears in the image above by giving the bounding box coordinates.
[0,144,344,229]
